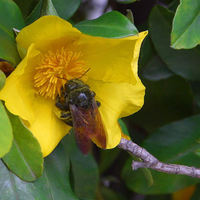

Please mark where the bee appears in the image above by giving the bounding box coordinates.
[55,78,106,155]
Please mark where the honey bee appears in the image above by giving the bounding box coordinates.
[55,78,106,155]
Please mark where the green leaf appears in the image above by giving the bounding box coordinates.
[63,132,99,200]
[75,11,138,38]
[0,69,6,90]
[100,186,129,200]
[139,35,174,81]
[99,148,121,174]
[191,184,200,200]
[126,9,134,24]
[26,0,58,25]
[52,0,81,20]
[122,115,200,194]
[0,0,25,66]
[13,0,39,19]
[168,0,182,13]
[171,0,200,49]
[190,81,200,107]
[26,0,80,25]
[149,5,200,80]
[0,142,78,200]
[130,76,194,133]
[118,119,130,137]
[25,0,43,25]
[2,111,43,181]
[40,0,58,16]
[0,102,13,158]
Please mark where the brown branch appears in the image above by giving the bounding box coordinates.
[118,138,200,178]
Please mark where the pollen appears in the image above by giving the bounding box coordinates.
[34,47,87,99]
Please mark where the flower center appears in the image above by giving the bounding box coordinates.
[34,47,87,99]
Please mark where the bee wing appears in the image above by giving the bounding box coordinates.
[69,99,106,155]
[73,128,92,155]
[69,104,92,155]
[89,99,106,149]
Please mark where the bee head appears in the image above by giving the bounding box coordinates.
[64,79,85,93]
[57,68,90,94]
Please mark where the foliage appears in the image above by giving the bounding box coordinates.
[1,0,200,199]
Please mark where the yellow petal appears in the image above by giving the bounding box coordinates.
[16,15,81,51]
[25,96,70,157]
[87,78,145,148]
[0,42,71,157]
[121,133,130,140]
[79,31,147,84]
[0,44,42,123]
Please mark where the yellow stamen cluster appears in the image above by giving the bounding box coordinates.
[34,47,86,99]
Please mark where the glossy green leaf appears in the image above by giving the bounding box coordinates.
[0,70,6,91]
[13,0,39,19]
[0,102,13,158]
[0,0,25,66]
[2,111,43,181]
[99,148,121,174]
[168,0,181,13]
[0,142,78,200]
[75,11,138,38]
[26,0,80,25]
[126,9,134,24]
[118,119,130,137]
[190,81,200,107]
[25,0,43,25]
[26,0,58,25]
[149,5,200,80]
[40,0,58,16]
[122,115,200,194]
[63,132,99,200]
[52,0,81,20]
[171,0,200,49]
[139,35,174,81]
[130,76,193,133]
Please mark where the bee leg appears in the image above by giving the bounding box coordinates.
[91,91,96,97]
[60,111,73,127]
[55,101,67,110]
[56,96,70,111]
[96,101,101,107]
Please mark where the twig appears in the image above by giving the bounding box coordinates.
[118,138,200,178]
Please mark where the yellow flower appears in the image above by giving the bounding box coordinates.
[0,16,147,157]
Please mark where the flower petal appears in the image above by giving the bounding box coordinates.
[0,44,42,123]
[87,78,145,148]
[0,42,70,157]
[16,16,81,51]
[79,31,147,84]
[25,96,70,157]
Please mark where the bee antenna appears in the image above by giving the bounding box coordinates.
[56,77,68,80]
[79,68,90,78]
[56,68,90,81]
